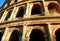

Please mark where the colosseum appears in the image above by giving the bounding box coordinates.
[0,0,60,41]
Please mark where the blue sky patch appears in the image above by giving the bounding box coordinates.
[0,0,5,7]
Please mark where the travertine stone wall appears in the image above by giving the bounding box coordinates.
[0,0,60,41]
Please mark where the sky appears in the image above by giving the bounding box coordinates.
[0,0,5,7]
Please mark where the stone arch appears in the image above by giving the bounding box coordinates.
[55,28,60,41]
[9,30,21,41]
[29,29,45,41]
[5,9,13,20]
[14,0,18,2]
[48,2,60,13]
[16,6,25,18]
[45,0,57,1]
[25,26,45,38]
[31,3,44,15]
[11,0,17,3]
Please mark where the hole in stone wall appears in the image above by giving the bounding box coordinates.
[45,0,57,1]
[0,32,3,41]
[48,3,60,14]
[29,29,45,41]
[0,11,4,19]
[5,9,13,20]
[31,4,44,16]
[9,30,22,41]
[16,6,25,18]
[55,28,60,41]
[15,0,17,2]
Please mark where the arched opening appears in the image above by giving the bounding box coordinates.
[0,11,4,18]
[16,7,25,18]
[5,9,13,20]
[55,28,60,41]
[9,30,21,41]
[15,0,17,2]
[48,3,60,14]
[0,32,3,41]
[45,0,57,1]
[31,4,44,15]
[29,29,45,41]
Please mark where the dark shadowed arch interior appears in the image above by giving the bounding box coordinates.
[29,29,45,41]
[31,4,43,15]
[55,28,60,41]
[16,6,25,18]
[48,3,60,13]
[45,0,57,1]
[15,0,17,2]
[0,32,3,41]
[5,9,13,20]
[9,30,21,41]
[0,11,4,18]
